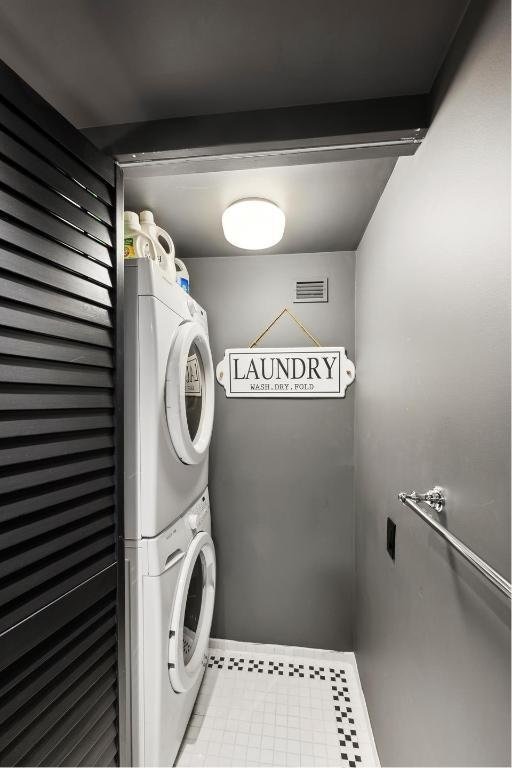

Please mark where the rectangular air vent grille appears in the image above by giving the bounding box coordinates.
[293,278,328,303]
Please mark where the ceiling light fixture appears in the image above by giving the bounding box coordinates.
[222,198,285,250]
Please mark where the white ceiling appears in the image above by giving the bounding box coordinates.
[0,0,468,129]
[124,157,397,257]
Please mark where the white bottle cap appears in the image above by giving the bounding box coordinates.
[139,210,155,224]
[124,211,141,229]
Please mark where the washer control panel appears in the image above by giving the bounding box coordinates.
[187,488,210,532]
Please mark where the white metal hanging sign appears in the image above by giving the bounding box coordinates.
[216,347,355,398]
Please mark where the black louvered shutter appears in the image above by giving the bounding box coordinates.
[0,60,123,766]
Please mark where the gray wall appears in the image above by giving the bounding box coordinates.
[354,1,511,766]
[187,252,355,649]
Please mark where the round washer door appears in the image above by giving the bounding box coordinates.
[165,321,214,465]
[168,531,216,693]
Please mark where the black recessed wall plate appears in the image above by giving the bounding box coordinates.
[387,517,396,561]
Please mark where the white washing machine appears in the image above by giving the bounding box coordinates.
[125,491,216,766]
[124,258,215,539]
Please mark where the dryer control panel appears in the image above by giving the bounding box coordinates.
[187,297,208,331]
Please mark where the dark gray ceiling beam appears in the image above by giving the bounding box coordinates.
[83,94,429,173]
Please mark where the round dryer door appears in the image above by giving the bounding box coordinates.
[165,321,214,465]
[168,531,216,693]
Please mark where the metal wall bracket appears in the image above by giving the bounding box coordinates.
[398,486,446,513]
[397,486,511,600]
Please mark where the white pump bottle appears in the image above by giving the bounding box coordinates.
[124,211,158,260]
[139,210,177,285]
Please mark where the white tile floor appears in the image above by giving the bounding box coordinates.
[176,640,379,768]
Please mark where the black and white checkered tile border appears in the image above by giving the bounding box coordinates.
[206,654,362,768]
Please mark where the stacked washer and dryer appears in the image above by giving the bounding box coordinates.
[123,257,216,766]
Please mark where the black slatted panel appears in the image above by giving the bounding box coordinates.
[0,567,118,767]
[0,59,122,767]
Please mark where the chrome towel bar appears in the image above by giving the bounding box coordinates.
[398,487,511,600]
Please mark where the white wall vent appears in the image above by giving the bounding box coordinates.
[293,277,328,303]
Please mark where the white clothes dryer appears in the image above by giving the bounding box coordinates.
[124,258,215,538]
[125,490,215,767]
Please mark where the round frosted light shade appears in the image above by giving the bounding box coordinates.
[222,199,285,250]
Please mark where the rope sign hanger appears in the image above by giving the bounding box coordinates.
[248,307,322,348]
